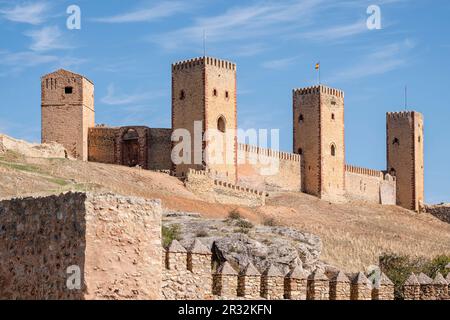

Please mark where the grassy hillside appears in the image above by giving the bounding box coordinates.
[1,148,449,272]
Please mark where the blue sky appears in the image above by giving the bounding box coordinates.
[0,0,449,203]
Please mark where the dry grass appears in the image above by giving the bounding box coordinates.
[1,155,449,271]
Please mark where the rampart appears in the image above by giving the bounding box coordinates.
[0,192,162,300]
[237,143,301,192]
[424,204,450,224]
[345,165,396,205]
[185,169,267,207]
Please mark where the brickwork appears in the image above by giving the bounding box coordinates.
[88,127,118,164]
[148,128,173,171]
[172,57,237,181]
[293,86,345,202]
[307,271,330,300]
[329,271,351,300]
[237,263,261,299]
[0,192,162,300]
[284,266,309,300]
[387,111,424,211]
[260,265,285,300]
[41,69,94,161]
[350,272,373,300]
[372,273,395,300]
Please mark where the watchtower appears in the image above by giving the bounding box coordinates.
[41,69,95,160]
[293,85,345,201]
[172,57,237,181]
[386,111,424,211]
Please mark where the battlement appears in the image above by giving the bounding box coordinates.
[172,56,236,71]
[162,240,397,300]
[238,143,301,162]
[345,164,385,179]
[293,85,344,98]
[386,111,422,120]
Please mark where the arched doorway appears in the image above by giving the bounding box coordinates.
[121,129,140,167]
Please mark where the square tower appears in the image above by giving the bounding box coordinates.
[172,57,237,181]
[386,111,424,211]
[293,85,345,201]
[41,69,95,161]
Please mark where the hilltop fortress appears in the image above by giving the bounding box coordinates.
[41,56,424,211]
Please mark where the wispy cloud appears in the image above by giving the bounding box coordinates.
[151,0,324,52]
[262,56,299,70]
[101,84,166,106]
[0,51,58,68]
[298,20,368,41]
[25,26,70,51]
[0,2,49,25]
[93,1,188,23]
[328,39,416,82]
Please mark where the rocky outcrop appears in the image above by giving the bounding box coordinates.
[163,212,323,275]
[425,204,450,224]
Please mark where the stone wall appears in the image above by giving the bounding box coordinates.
[162,241,395,300]
[185,169,266,207]
[403,272,450,300]
[0,192,162,300]
[344,165,396,205]
[148,128,173,171]
[88,127,117,164]
[424,204,450,224]
[237,144,301,192]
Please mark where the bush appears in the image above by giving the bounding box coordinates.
[196,230,209,238]
[162,224,181,248]
[228,209,241,220]
[263,217,278,227]
[235,219,254,230]
[379,253,450,300]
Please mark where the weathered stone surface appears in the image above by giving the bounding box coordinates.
[0,192,162,300]
[350,272,372,300]
[329,271,351,301]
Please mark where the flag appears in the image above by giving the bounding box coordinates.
[315,62,320,70]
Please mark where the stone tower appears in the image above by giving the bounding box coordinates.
[172,57,237,181]
[41,69,95,161]
[386,111,424,211]
[293,85,345,201]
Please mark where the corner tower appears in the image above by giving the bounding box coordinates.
[41,69,95,160]
[293,85,345,201]
[386,111,424,211]
[172,57,237,181]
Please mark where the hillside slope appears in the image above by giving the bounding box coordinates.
[1,141,449,271]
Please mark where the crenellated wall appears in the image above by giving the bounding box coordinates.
[344,165,396,205]
[162,241,397,300]
[237,143,301,192]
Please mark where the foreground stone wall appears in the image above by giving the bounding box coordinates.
[0,192,162,300]
[162,241,395,300]
[237,144,301,192]
[424,204,450,224]
[344,165,396,205]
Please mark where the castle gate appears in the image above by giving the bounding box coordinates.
[121,129,141,167]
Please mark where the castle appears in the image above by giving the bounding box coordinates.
[41,56,424,211]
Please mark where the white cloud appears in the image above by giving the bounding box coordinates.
[298,20,368,41]
[262,57,299,70]
[25,26,70,52]
[0,2,49,25]
[93,1,188,23]
[101,84,166,106]
[0,51,58,68]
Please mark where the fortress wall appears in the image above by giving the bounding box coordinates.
[148,128,173,171]
[237,143,301,191]
[185,169,266,207]
[162,241,397,300]
[345,165,396,205]
[0,193,162,300]
[88,127,118,164]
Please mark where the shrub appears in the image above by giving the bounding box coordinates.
[162,224,181,248]
[228,209,241,220]
[196,230,209,238]
[263,217,278,227]
[379,253,450,300]
[235,219,254,230]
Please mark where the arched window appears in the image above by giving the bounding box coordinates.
[298,114,304,123]
[225,91,229,99]
[179,90,185,100]
[298,148,303,155]
[217,116,226,133]
[331,113,335,120]
[213,89,218,97]
[331,144,336,157]
[393,138,400,146]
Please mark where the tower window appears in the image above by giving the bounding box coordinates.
[213,89,218,97]
[298,114,304,123]
[298,148,303,155]
[217,116,226,133]
[418,136,421,143]
[389,168,397,177]
[225,91,229,99]
[393,138,400,146]
[179,90,185,100]
[65,87,73,94]
[331,113,335,120]
[331,144,336,157]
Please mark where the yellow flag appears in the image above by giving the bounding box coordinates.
[315,62,320,70]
